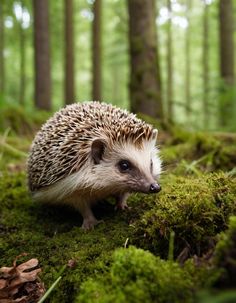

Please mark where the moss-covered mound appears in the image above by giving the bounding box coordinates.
[163,131,236,173]
[76,221,236,303]
[131,172,236,258]
[1,117,236,302]
[0,172,134,302]
[1,170,235,302]
[77,246,195,303]
[214,216,236,288]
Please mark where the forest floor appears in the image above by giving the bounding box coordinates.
[0,106,236,303]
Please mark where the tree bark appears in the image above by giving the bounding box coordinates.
[203,1,209,128]
[0,0,5,95]
[167,0,173,122]
[33,0,51,110]
[185,0,192,116]
[219,0,235,86]
[19,0,25,105]
[219,0,235,127]
[127,0,163,118]
[92,0,102,101]
[64,0,75,105]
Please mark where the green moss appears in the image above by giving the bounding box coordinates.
[162,132,236,174]
[131,172,236,258]
[0,105,50,171]
[161,142,193,165]
[135,116,236,173]
[0,104,50,136]
[2,170,228,302]
[0,135,30,171]
[0,171,134,302]
[197,290,236,303]
[76,246,194,303]
[184,258,221,291]
[1,121,236,301]
[214,145,236,172]
[213,216,236,287]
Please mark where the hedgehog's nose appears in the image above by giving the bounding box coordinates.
[149,183,161,193]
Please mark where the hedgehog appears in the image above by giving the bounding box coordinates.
[27,101,162,230]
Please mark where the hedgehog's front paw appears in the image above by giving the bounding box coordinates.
[81,217,103,231]
[115,193,131,211]
[115,201,131,211]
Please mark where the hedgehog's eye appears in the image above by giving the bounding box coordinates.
[118,160,132,172]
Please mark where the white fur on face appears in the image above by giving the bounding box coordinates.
[111,139,161,179]
[88,138,162,194]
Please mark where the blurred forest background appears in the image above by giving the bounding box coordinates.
[0,0,235,131]
[1,2,236,302]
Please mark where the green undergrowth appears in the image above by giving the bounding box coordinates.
[0,112,236,302]
[76,243,236,303]
[130,172,236,258]
[0,134,30,171]
[0,170,236,302]
[162,132,236,175]
[0,103,50,136]
[139,114,236,174]
[214,216,236,288]
[76,217,236,303]
[0,172,133,302]
[76,246,196,303]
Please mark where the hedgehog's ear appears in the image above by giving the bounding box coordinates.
[151,129,158,142]
[91,139,106,164]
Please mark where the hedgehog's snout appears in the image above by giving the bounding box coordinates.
[149,183,161,193]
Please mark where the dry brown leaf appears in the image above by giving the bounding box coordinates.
[0,254,45,303]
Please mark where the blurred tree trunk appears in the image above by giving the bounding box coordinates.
[92,0,102,101]
[0,0,4,95]
[185,0,192,116]
[19,0,25,105]
[64,0,75,105]
[219,0,235,127]
[112,66,119,104]
[167,0,173,122]
[203,1,209,128]
[127,0,163,118]
[33,0,51,110]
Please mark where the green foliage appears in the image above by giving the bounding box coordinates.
[131,173,236,258]
[213,216,236,287]
[163,130,236,174]
[196,216,236,301]
[77,246,194,303]
[197,290,236,303]
[0,103,50,135]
